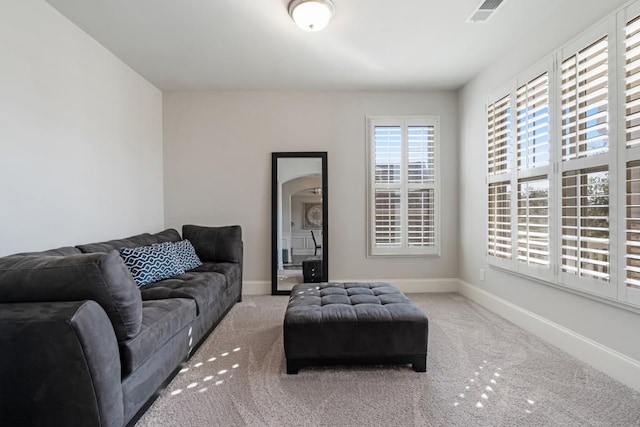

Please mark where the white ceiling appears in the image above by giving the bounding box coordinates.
[43,0,595,91]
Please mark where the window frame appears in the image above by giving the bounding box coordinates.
[366,115,441,257]
[487,61,556,281]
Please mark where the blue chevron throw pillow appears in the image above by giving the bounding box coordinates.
[174,239,203,271]
[119,242,185,287]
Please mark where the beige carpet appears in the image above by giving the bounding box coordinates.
[136,293,640,426]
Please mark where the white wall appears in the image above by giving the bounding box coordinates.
[163,91,458,286]
[459,0,640,370]
[0,0,164,255]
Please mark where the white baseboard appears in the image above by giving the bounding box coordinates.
[458,280,640,393]
[242,280,271,295]
[242,278,458,296]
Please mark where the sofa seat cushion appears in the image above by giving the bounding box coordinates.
[119,298,196,376]
[189,262,240,290]
[139,272,226,315]
[76,229,182,254]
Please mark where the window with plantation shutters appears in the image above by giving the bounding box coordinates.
[481,4,640,308]
[367,117,439,256]
[561,36,609,160]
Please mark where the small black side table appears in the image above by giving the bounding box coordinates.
[302,257,322,283]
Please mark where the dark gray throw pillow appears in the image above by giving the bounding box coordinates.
[0,250,142,341]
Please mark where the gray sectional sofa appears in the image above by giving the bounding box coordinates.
[0,224,242,427]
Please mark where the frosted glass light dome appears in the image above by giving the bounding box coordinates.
[288,0,335,32]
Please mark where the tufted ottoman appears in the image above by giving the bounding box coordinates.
[283,282,428,374]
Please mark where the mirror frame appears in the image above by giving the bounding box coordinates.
[271,151,328,295]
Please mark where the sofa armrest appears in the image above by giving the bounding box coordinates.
[0,301,124,427]
[0,250,143,341]
[183,224,243,264]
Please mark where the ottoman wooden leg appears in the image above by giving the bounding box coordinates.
[286,359,299,375]
[413,354,427,372]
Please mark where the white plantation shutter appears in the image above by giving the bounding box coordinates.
[373,125,402,248]
[625,15,640,149]
[368,117,439,256]
[374,127,402,184]
[626,160,640,294]
[513,69,552,276]
[407,126,435,184]
[488,181,512,259]
[517,73,550,169]
[488,95,511,175]
[561,167,610,282]
[561,36,609,160]
[407,125,436,247]
[408,189,435,247]
[487,91,515,266]
[558,29,612,297]
[374,189,402,247]
[517,178,550,267]
[625,12,640,306]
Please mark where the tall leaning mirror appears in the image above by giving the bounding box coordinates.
[272,152,328,295]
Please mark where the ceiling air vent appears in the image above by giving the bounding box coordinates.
[467,0,505,23]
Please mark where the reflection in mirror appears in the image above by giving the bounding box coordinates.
[272,152,328,295]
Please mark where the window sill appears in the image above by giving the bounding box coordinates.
[367,251,441,258]
[488,263,640,315]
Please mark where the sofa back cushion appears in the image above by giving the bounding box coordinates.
[11,246,83,257]
[0,251,142,341]
[183,225,242,263]
[152,229,182,244]
[76,229,182,254]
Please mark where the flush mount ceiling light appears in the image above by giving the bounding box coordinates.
[288,0,335,32]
